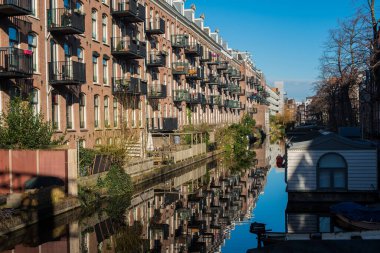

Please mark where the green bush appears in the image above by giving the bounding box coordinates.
[0,97,65,149]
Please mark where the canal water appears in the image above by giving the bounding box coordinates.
[0,142,285,253]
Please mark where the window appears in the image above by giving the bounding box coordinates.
[95,138,102,145]
[31,0,37,16]
[78,139,85,148]
[52,92,59,130]
[76,1,84,12]
[77,47,84,63]
[30,88,39,115]
[66,94,74,129]
[94,95,100,128]
[9,27,19,47]
[79,93,86,128]
[317,153,347,190]
[92,9,98,40]
[103,58,108,85]
[139,101,142,128]
[113,98,118,127]
[104,96,109,127]
[93,54,98,83]
[28,34,37,72]
[102,14,107,44]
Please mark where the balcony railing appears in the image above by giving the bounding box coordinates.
[48,61,86,85]
[146,51,166,67]
[147,84,167,99]
[186,67,204,80]
[111,0,145,22]
[112,77,147,95]
[111,37,146,59]
[145,18,165,34]
[209,95,221,106]
[207,53,219,65]
[172,62,189,75]
[0,0,32,16]
[228,85,241,94]
[173,89,190,102]
[0,47,33,78]
[171,35,189,48]
[224,100,240,109]
[216,61,228,70]
[47,8,85,34]
[189,93,206,105]
[185,43,202,56]
[218,81,228,89]
[200,51,211,62]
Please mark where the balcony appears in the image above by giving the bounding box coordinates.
[147,84,167,99]
[0,0,32,16]
[189,93,206,105]
[171,35,189,48]
[48,61,86,85]
[218,81,228,89]
[216,61,228,71]
[248,108,258,114]
[111,37,146,59]
[185,43,202,56]
[224,100,240,109]
[145,18,165,34]
[228,85,241,94]
[112,77,147,95]
[200,51,211,62]
[227,68,241,79]
[47,8,85,35]
[172,62,189,75]
[207,53,219,65]
[146,51,166,67]
[173,89,190,102]
[209,95,221,106]
[0,47,33,79]
[186,67,204,80]
[111,0,145,22]
[163,118,178,131]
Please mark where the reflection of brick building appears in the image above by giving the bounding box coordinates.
[0,0,267,150]
[285,98,297,123]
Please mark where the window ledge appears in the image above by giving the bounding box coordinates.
[93,82,101,86]
[92,39,100,44]
[80,129,88,132]
[67,129,76,132]
[54,130,63,133]
[95,128,103,131]
[103,43,110,47]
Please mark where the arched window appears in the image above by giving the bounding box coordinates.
[28,33,38,72]
[51,92,59,130]
[102,14,107,44]
[317,153,347,190]
[104,96,109,127]
[94,95,100,128]
[95,138,102,146]
[66,93,74,129]
[113,98,118,127]
[79,93,86,128]
[92,9,98,40]
[77,47,84,63]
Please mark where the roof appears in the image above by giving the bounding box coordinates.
[288,133,376,151]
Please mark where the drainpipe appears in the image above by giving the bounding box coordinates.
[45,0,50,121]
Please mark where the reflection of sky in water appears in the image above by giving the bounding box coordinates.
[221,168,287,253]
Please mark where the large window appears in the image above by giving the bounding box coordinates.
[77,47,84,63]
[93,54,98,83]
[79,93,86,128]
[113,98,118,127]
[103,57,108,85]
[52,92,59,130]
[66,94,74,129]
[9,27,19,47]
[92,9,98,40]
[94,95,100,128]
[102,14,107,44]
[104,96,109,127]
[317,153,347,190]
[28,34,38,72]
[30,88,39,115]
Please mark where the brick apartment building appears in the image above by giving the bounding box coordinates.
[0,0,267,150]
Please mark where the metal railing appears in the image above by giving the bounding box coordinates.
[0,0,32,15]
[47,8,85,34]
[173,89,190,102]
[48,61,86,84]
[0,47,33,78]
[172,62,189,75]
[147,84,167,99]
[112,77,147,95]
[111,0,137,15]
[111,37,146,59]
[171,35,189,48]
[146,51,166,66]
[145,18,165,34]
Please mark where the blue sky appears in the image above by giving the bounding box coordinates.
[185,0,365,101]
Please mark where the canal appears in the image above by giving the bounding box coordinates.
[0,142,285,253]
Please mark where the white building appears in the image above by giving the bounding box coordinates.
[274,81,285,114]
[265,85,280,115]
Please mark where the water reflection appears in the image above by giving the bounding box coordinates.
[1,147,275,253]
